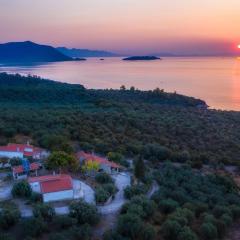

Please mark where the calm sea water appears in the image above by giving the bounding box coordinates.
[0,57,240,111]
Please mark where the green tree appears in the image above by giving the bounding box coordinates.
[69,200,100,225]
[134,155,145,181]
[46,151,78,173]
[11,180,32,198]
[33,203,55,222]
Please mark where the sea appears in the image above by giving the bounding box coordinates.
[0,57,240,111]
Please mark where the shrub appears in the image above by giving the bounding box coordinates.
[212,205,232,218]
[95,172,113,184]
[200,222,218,240]
[11,180,32,198]
[103,183,118,196]
[161,220,181,240]
[158,199,179,214]
[142,224,156,240]
[124,184,147,199]
[220,214,232,226]
[0,206,20,230]
[230,205,240,219]
[54,215,77,229]
[33,203,55,222]
[95,187,110,204]
[48,233,67,240]
[178,226,198,240]
[21,217,47,237]
[130,196,156,219]
[103,230,129,240]
[68,224,92,240]
[29,192,42,203]
[0,234,15,240]
[69,200,100,225]
[117,213,143,239]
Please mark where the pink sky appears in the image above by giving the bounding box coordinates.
[0,0,240,54]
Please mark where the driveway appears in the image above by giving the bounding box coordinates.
[98,172,131,215]
[0,181,12,201]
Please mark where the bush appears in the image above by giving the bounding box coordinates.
[11,180,32,198]
[69,200,100,225]
[142,224,156,240]
[68,224,92,240]
[103,183,118,196]
[95,172,113,184]
[33,203,55,222]
[124,184,148,199]
[21,217,47,237]
[54,215,77,229]
[200,222,218,240]
[158,199,179,214]
[48,233,67,240]
[230,205,240,219]
[95,187,110,204]
[29,192,42,203]
[0,206,20,230]
[178,226,198,240]
[117,213,143,239]
[0,234,15,240]
[220,214,232,226]
[161,220,181,240]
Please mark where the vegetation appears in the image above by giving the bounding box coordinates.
[4,73,239,167]
[11,180,32,198]
[151,163,240,239]
[95,172,117,204]
[69,199,100,225]
[45,151,78,173]
[0,200,98,240]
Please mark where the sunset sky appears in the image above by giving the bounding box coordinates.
[0,0,240,55]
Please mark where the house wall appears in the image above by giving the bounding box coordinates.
[100,163,112,174]
[0,151,23,159]
[43,190,74,202]
[29,182,41,193]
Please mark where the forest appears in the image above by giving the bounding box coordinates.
[0,72,240,166]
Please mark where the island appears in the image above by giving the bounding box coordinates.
[122,56,161,61]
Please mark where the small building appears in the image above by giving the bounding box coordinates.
[0,143,48,160]
[12,162,41,180]
[76,151,122,174]
[28,174,74,203]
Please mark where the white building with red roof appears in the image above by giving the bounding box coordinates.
[76,151,122,174]
[12,162,41,180]
[0,143,47,160]
[28,174,74,203]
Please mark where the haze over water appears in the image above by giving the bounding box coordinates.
[1,57,240,111]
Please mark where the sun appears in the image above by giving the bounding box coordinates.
[238,44,240,49]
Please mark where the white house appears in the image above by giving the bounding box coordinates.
[76,151,123,174]
[12,162,40,180]
[28,174,74,203]
[0,143,48,160]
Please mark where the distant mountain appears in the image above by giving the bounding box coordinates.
[0,41,73,63]
[57,47,119,58]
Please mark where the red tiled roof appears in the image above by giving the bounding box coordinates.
[0,143,44,158]
[76,151,122,169]
[12,162,41,174]
[28,174,73,194]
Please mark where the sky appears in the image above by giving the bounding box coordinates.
[0,0,240,55]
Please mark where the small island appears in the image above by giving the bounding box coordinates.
[122,56,161,61]
[74,57,87,61]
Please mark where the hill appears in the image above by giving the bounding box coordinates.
[0,73,240,166]
[0,41,72,63]
[57,47,119,58]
